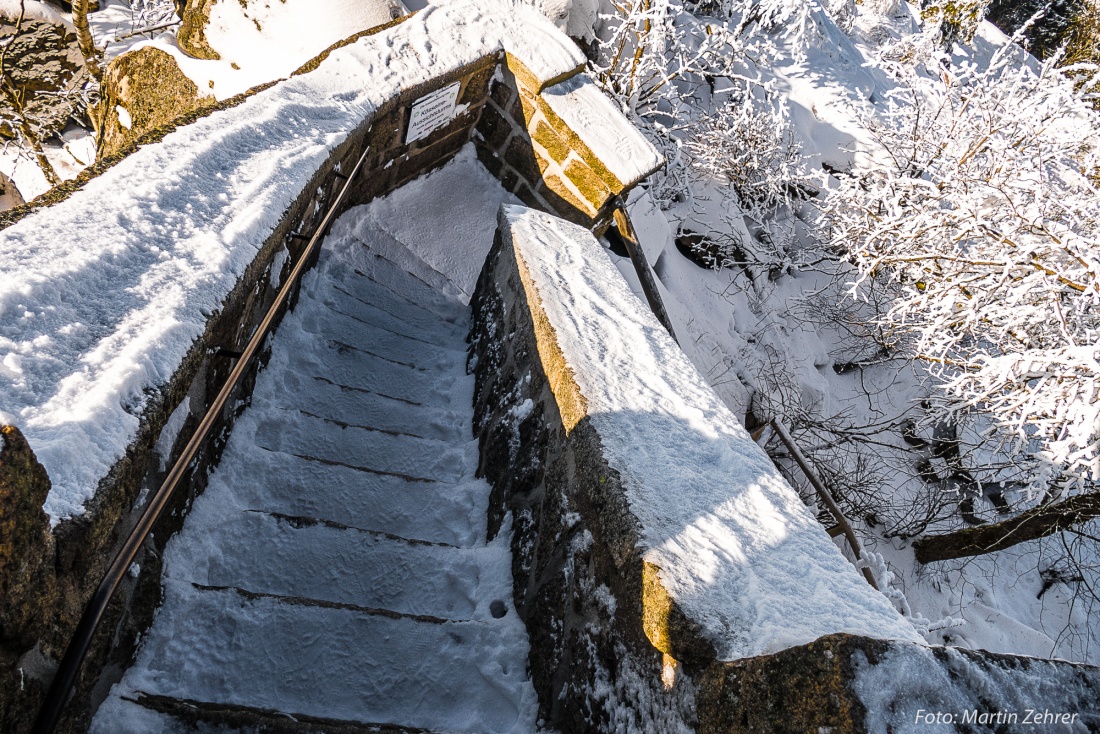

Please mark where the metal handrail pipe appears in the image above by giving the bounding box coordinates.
[32,144,372,734]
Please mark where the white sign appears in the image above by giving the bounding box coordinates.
[406,82,462,144]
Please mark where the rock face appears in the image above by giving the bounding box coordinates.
[0,426,59,734]
[0,12,89,141]
[98,46,215,158]
[698,633,1100,733]
[176,0,220,59]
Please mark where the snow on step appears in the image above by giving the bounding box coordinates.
[255,375,471,444]
[251,410,477,484]
[93,162,536,732]
[98,581,533,734]
[187,438,489,547]
[166,510,515,620]
[258,335,468,411]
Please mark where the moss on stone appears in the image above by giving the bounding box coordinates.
[99,46,217,160]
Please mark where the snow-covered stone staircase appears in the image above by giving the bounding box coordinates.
[91,204,538,733]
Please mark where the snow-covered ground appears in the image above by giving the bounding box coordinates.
[108,0,408,102]
[92,149,541,733]
[0,126,95,204]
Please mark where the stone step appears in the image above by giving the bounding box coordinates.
[255,375,471,444]
[325,223,469,311]
[102,581,534,734]
[193,440,488,547]
[291,307,469,374]
[249,409,478,484]
[257,335,471,412]
[164,509,515,619]
[323,277,468,344]
[111,692,446,734]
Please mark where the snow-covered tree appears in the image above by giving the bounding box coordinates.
[591,0,813,219]
[822,39,1100,499]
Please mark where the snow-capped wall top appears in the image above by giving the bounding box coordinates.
[541,74,663,188]
[498,204,920,659]
[0,0,592,523]
[150,0,586,102]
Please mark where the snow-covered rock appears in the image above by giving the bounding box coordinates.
[0,5,89,140]
[0,172,24,212]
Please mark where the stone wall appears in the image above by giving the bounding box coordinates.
[469,206,1100,732]
[469,212,699,733]
[0,51,500,734]
[474,63,659,233]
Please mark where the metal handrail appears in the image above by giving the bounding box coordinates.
[769,417,879,590]
[32,143,372,734]
[611,200,678,343]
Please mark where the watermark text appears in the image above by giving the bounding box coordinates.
[914,709,1081,726]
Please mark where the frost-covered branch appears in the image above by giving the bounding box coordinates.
[822,44,1100,495]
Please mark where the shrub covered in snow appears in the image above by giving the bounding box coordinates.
[822,37,1100,497]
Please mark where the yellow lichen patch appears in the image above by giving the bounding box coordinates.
[642,560,674,655]
[177,0,222,60]
[563,157,611,210]
[531,120,571,165]
[541,173,598,218]
[513,247,588,432]
[502,51,584,95]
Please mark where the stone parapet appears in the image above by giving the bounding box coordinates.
[469,208,698,733]
[474,65,662,232]
[469,205,1100,732]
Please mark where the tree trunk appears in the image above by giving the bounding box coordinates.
[71,0,103,80]
[913,491,1100,563]
[0,81,61,186]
